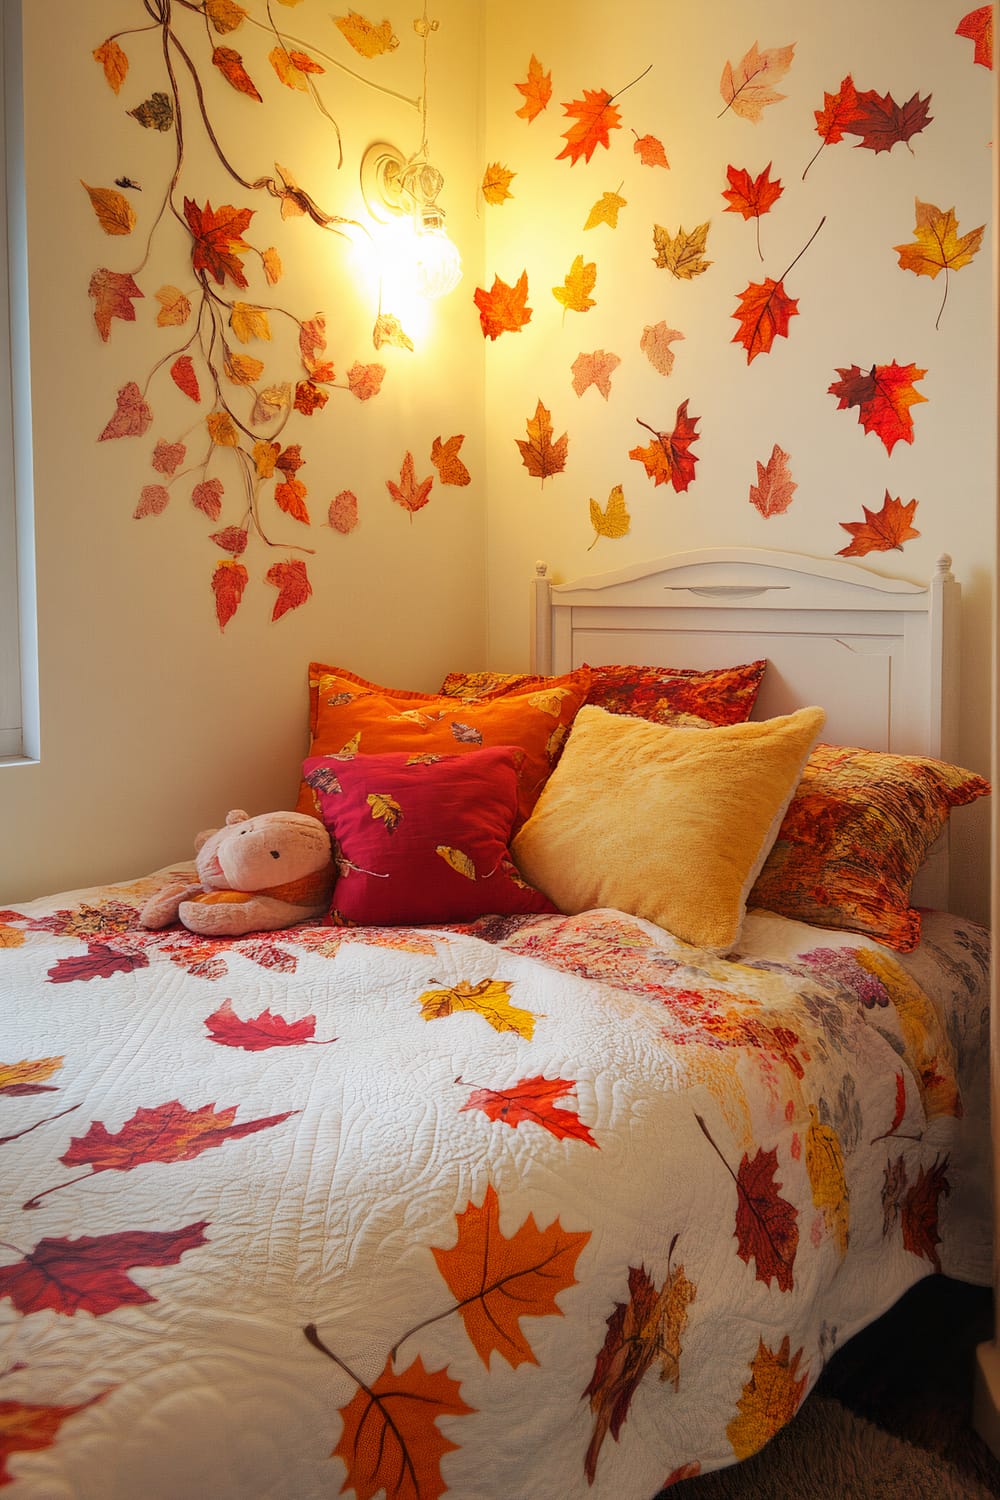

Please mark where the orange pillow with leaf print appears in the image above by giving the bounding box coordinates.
[439,661,766,728]
[297,663,591,828]
[747,742,991,951]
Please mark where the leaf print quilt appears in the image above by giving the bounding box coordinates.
[0,868,990,1498]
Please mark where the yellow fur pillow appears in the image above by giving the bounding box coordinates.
[512,703,825,951]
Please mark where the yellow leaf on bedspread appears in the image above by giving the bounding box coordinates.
[0,924,24,948]
[854,949,962,1120]
[805,1107,849,1256]
[727,1335,808,1460]
[0,1055,62,1092]
[418,978,536,1039]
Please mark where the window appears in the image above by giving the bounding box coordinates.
[0,0,35,763]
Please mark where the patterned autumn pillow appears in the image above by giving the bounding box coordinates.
[748,743,991,951]
[304,748,556,926]
[440,661,765,727]
[299,663,591,827]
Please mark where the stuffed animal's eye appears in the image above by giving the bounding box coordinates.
[270,849,280,859]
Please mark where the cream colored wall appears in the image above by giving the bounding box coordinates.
[0,0,486,902]
[481,0,995,926]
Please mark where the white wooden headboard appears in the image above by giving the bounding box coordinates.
[530,547,962,906]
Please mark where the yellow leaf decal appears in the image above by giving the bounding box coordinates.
[335,10,399,58]
[526,687,570,716]
[262,247,282,285]
[230,303,271,343]
[894,199,985,328]
[253,440,279,477]
[93,38,129,93]
[206,411,239,446]
[805,1107,849,1256]
[368,792,402,833]
[652,222,712,279]
[0,925,25,949]
[436,845,477,880]
[589,483,630,548]
[81,182,136,236]
[418,978,536,1040]
[727,1335,808,1460]
[225,351,265,386]
[205,0,248,33]
[584,189,627,230]
[854,948,963,1120]
[552,254,597,313]
[0,1055,62,1091]
[155,285,192,327]
[482,162,516,205]
[334,731,361,760]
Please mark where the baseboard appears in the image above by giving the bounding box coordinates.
[974,1339,1000,1459]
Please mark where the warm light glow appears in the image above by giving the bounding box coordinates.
[360,141,462,302]
[412,224,462,299]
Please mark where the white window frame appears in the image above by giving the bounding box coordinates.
[0,0,36,764]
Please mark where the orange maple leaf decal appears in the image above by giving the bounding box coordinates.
[749,444,796,517]
[956,7,993,68]
[516,399,568,484]
[474,270,532,340]
[727,1335,808,1460]
[828,361,927,453]
[633,131,669,167]
[431,1183,590,1368]
[803,74,861,177]
[211,45,262,101]
[557,87,622,164]
[460,1075,597,1146]
[430,434,471,487]
[837,491,920,557]
[184,198,254,288]
[723,162,782,258]
[732,277,797,362]
[515,54,552,121]
[583,1245,696,1484]
[629,400,700,492]
[387,452,434,514]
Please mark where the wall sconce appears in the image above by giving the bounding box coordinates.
[361,141,462,300]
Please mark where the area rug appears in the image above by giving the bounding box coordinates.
[666,1276,1000,1499]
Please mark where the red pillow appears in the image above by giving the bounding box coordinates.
[303,747,556,927]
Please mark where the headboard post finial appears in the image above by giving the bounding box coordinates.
[935,553,955,583]
[535,560,549,579]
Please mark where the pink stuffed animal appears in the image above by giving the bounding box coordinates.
[139,809,335,936]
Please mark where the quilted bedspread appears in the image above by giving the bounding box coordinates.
[0,868,991,1499]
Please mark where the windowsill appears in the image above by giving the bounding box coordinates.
[0,754,37,768]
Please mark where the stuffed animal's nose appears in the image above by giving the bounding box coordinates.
[270,849,280,859]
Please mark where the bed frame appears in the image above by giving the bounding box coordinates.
[530,546,961,907]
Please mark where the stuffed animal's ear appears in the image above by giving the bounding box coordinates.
[225,809,250,826]
[193,826,218,853]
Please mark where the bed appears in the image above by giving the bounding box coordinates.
[0,547,991,1500]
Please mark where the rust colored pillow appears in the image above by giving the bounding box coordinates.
[299,663,591,827]
[440,661,765,727]
[748,742,991,951]
[305,748,556,927]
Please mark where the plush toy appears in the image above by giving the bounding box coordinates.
[139,809,335,937]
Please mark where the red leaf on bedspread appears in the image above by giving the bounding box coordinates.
[325,1351,472,1500]
[459,1075,597,1146]
[46,943,150,984]
[431,1183,590,1369]
[205,997,334,1050]
[583,1246,696,1485]
[0,1390,111,1486]
[900,1152,950,1271]
[0,1222,208,1316]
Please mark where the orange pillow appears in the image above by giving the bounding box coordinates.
[298,664,591,827]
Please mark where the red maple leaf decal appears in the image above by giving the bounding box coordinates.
[204,997,335,1051]
[460,1076,597,1147]
[266,559,312,622]
[88,267,143,342]
[473,270,532,339]
[901,1153,950,1270]
[0,1222,208,1316]
[212,560,249,630]
[183,197,254,288]
[803,75,863,178]
[46,943,150,984]
[0,1392,111,1486]
[629,400,700,492]
[387,451,434,514]
[22,1100,297,1210]
[170,354,201,403]
[844,88,933,154]
[837,491,921,558]
[731,277,798,362]
[556,87,622,164]
[722,162,783,220]
[828,361,927,453]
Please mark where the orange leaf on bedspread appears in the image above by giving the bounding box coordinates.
[0,1392,112,1487]
[727,1335,808,1460]
[0,1222,208,1316]
[62,1100,297,1174]
[460,1075,597,1146]
[432,1183,590,1369]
